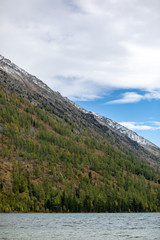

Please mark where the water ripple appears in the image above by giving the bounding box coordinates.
[0,213,160,240]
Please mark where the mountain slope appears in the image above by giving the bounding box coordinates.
[0,55,160,163]
[0,55,160,213]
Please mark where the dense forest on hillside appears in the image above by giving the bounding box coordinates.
[0,85,160,213]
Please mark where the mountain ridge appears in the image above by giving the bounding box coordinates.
[0,54,160,161]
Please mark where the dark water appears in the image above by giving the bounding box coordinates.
[0,213,160,240]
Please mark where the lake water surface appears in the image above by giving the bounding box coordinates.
[0,213,159,240]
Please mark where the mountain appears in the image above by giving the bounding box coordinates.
[0,55,160,164]
[0,55,160,160]
[0,55,160,213]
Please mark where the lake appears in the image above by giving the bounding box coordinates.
[0,213,159,240]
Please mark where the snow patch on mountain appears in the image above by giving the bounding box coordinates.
[71,101,158,149]
[92,113,156,147]
[0,55,51,94]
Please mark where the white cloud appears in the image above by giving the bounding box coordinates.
[0,0,160,100]
[107,92,143,104]
[106,90,160,104]
[119,121,160,131]
[149,121,160,127]
[145,91,160,100]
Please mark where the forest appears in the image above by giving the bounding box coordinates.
[0,85,160,213]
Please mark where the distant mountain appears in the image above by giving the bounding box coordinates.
[0,55,160,213]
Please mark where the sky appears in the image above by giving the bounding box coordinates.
[0,0,160,147]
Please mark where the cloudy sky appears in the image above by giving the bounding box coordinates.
[0,0,160,146]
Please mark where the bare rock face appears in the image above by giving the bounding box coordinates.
[0,54,160,166]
